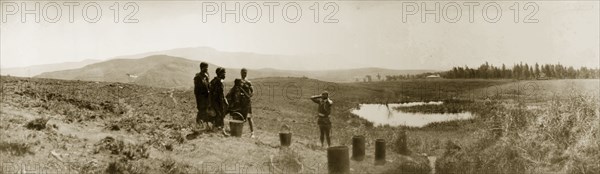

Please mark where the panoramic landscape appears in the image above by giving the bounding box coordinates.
[1,57,598,173]
[1,1,599,174]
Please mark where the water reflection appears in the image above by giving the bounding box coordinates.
[351,102,473,127]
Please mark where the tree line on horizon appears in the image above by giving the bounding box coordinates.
[381,62,599,81]
[443,62,599,79]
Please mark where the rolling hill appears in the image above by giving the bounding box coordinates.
[36,55,433,88]
[113,47,340,71]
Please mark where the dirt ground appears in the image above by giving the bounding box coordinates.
[0,76,431,173]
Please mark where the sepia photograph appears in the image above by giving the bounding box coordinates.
[0,0,599,173]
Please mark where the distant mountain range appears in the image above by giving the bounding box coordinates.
[3,47,429,78]
[36,55,433,88]
[3,47,434,87]
[113,47,345,70]
[1,59,101,77]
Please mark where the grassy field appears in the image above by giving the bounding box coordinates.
[0,76,597,173]
[436,79,600,174]
[0,76,437,173]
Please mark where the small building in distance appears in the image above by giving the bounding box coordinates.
[426,74,442,79]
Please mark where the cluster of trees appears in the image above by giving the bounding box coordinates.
[357,62,598,82]
[384,74,423,81]
[442,62,599,79]
[359,73,426,82]
[365,73,439,81]
[356,74,384,82]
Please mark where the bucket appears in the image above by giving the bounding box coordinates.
[229,120,244,137]
[327,146,350,174]
[351,135,365,161]
[279,133,292,147]
[375,139,386,165]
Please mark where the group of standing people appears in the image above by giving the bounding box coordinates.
[193,62,255,137]
[193,62,333,147]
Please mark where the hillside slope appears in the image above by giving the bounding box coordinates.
[36,55,226,88]
[36,55,432,88]
[0,76,432,173]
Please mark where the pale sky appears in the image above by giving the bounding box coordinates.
[1,1,598,70]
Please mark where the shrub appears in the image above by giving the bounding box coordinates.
[94,136,148,160]
[25,117,48,130]
[105,160,148,174]
[0,141,34,156]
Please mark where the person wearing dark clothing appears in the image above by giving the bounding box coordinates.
[226,79,250,121]
[194,62,211,129]
[311,91,333,147]
[210,67,228,134]
[240,68,255,138]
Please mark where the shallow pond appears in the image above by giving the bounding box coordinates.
[351,102,473,127]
